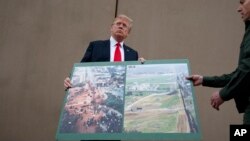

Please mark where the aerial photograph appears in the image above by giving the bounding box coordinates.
[58,63,200,136]
[59,65,125,133]
[124,63,199,133]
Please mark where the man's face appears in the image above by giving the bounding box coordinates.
[110,18,130,42]
[238,0,250,21]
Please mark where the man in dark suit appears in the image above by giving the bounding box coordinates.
[64,14,142,87]
[80,39,138,62]
[186,0,250,125]
[64,14,143,141]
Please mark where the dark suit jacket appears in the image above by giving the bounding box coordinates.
[80,40,138,62]
[202,21,250,113]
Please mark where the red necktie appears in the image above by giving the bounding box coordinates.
[114,43,121,62]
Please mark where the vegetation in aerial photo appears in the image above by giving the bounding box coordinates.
[124,64,199,133]
[60,66,125,133]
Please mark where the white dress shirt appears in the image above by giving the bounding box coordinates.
[110,36,125,62]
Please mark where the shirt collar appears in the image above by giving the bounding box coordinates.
[110,36,124,48]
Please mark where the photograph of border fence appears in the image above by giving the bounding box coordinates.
[124,64,199,133]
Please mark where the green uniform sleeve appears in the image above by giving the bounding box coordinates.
[202,72,235,88]
[219,29,250,101]
[219,70,250,101]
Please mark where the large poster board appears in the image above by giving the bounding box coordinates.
[56,59,201,140]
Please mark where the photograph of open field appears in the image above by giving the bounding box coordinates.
[59,65,125,134]
[124,63,199,133]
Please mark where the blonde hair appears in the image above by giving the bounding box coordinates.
[114,14,133,31]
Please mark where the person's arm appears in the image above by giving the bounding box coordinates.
[218,36,250,101]
[219,70,250,101]
[202,71,236,88]
[206,64,250,110]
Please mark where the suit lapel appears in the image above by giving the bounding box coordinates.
[103,40,110,61]
[124,45,130,61]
